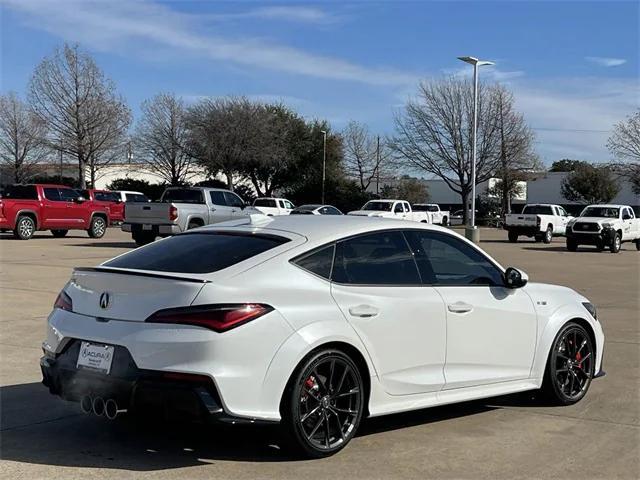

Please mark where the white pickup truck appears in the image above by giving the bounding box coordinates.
[122,187,260,246]
[412,203,450,225]
[252,197,295,216]
[566,204,640,253]
[348,199,432,223]
[504,204,573,243]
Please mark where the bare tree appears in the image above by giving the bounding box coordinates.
[134,93,193,185]
[389,76,501,224]
[607,110,640,195]
[0,92,48,183]
[185,96,263,190]
[342,121,390,191]
[492,85,540,214]
[29,43,130,188]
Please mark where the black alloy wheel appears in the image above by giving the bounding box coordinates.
[542,323,594,405]
[282,349,364,458]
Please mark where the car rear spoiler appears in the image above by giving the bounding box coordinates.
[73,267,211,284]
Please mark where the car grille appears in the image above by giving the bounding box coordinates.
[573,222,600,232]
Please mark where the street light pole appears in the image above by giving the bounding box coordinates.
[320,130,327,204]
[457,56,494,242]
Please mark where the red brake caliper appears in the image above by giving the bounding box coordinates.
[302,376,318,403]
[576,351,582,369]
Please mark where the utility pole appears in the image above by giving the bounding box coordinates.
[376,135,380,196]
[320,130,327,204]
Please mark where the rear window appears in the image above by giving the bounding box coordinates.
[522,205,553,215]
[3,185,38,200]
[104,233,290,274]
[125,193,149,203]
[413,205,438,212]
[254,198,277,207]
[162,189,204,204]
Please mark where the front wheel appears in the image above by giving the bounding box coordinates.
[610,233,621,253]
[635,239,640,251]
[87,216,107,238]
[508,231,518,243]
[540,322,595,405]
[441,216,448,226]
[566,238,578,251]
[281,349,365,458]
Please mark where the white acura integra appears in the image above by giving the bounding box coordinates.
[41,215,604,457]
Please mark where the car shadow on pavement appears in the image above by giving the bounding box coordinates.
[0,234,90,240]
[1,382,521,469]
[522,246,603,253]
[63,242,136,248]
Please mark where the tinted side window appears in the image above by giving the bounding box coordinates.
[95,191,115,202]
[210,191,227,206]
[393,203,403,213]
[105,233,289,273]
[59,188,79,201]
[332,231,420,285]
[3,185,38,199]
[163,189,203,204]
[126,193,148,203]
[405,230,503,286]
[326,207,342,215]
[224,192,244,208]
[43,188,61,201]
[292,245,335,280]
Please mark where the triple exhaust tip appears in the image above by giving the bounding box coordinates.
[80,395,126,420]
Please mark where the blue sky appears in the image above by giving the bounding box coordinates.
[1,0,638,165]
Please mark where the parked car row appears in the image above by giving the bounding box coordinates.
[0,184,149,240]
[504,203,640,253]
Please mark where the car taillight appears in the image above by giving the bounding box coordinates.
[53,290,73,312]
[145,304,273,332]
[169,205,178,221]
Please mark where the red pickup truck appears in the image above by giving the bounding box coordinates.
[80,189,125,224]
[0,184,110,240]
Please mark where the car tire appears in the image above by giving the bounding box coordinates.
[187,221,201,230]
[540,322,595,406]
[543,226,553,244]
[87,216,107,239]
[442,216,448,226]
[281,349,365,459]
[635,239,640,251]
[508,231,518,243]
[133,232,155,247]
[595,240,604,252]
[610,232,621,253]
[51,229,68,238]
[566,238,578,252]
[13,215,36,240]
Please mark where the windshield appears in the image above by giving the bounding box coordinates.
[362,201,393,212]
[580,207,619,218]
[522,205,553,215]
[162,189,204,204]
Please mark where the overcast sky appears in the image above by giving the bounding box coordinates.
[1,0,638,165]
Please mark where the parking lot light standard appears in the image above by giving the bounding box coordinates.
[457,56,494,243]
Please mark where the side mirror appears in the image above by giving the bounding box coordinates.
[504,267,528,289]
[74,196,86,203]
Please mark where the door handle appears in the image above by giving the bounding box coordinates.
[447,302,473,314]
[348,305,379,318]
[210,207,216,211]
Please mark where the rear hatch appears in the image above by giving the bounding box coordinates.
[124,203,171,224]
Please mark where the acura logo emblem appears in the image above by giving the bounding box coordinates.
[99,292,112,310]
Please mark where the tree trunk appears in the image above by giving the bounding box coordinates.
[78,155,86,189]
[225,171,234,191]
[461,189,470,226]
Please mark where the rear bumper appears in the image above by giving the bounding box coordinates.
[40,340,276,425]
[504,225,541,236]
[121,223,182,236]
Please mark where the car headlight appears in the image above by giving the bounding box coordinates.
[582,302,597,320]
[601,223,613,229]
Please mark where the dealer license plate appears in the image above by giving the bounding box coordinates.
[76,342,114,374]
[142,224,152,231]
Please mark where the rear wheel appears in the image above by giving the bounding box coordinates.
[610,232,621,253]
[187,221,202,230]
[13,215,35,240]
[635,239,640,251]
[442,216,448,226]
[508,231,518,243]
[51,229,68,238]
[281,349,365,458]
[543,225,553,244]
[540,322,594,405]
[566,238,578,251]
[87,216,107,238]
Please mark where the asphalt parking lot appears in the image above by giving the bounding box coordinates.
[0,227,638,479]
